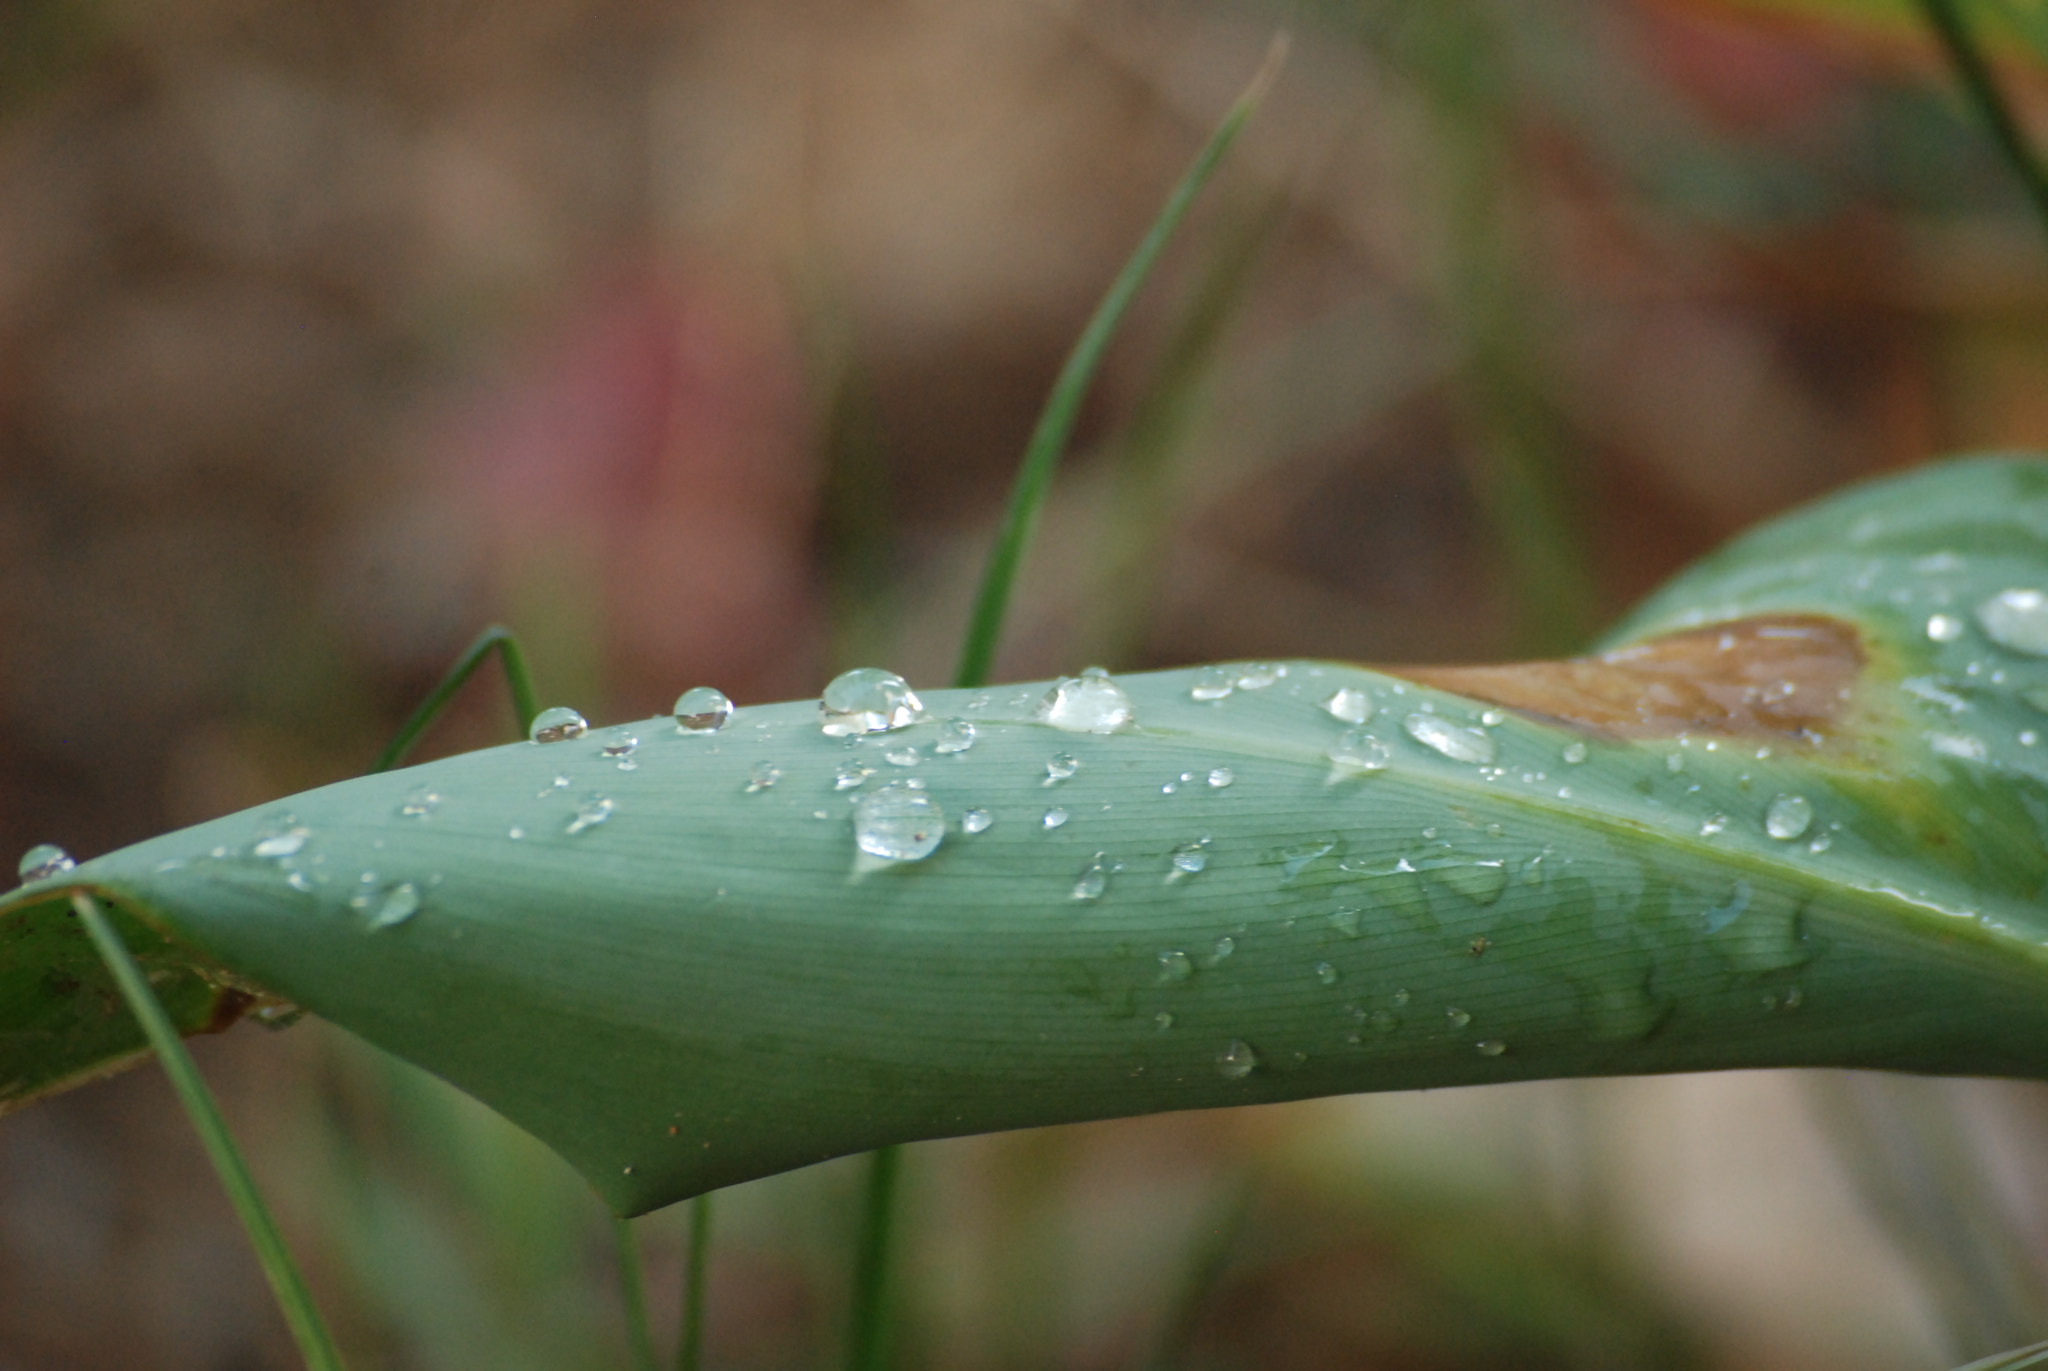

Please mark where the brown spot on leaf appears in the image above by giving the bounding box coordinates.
[1393,615,1861,743]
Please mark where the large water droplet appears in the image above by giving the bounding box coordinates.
[399,787,442,819]
[367,882,422,930]
[820,668,926,736]
[1216,1040,1258,1079]
[1071,854,1114,901]
[1044,752,1080,783]
[1976,588,2048,655]
[1042,807,1070,830]
[674,686,735,733]
[1156,950,1194,983]
[1324,688,1373,725]
[566,795,615,835]
[530,706,589,744]
[933,719,977,754]
[962,807,994,834]
[17,843,74,882]
[1207,767,1235,789]
[252,829,310,859]
[1764,794,1813,842]
[1038,670,1135,733]
[1328,729,1391,773]
[853,782,945,862]
[1189,666,1235,701]
[1402,714,1497,764]
[745,762,782,793]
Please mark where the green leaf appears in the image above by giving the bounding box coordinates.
[12,454,2048,1216]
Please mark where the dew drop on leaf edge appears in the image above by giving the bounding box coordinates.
[673,687,736,734]
[1402,713,1497,765]
[820,668,926,737]
[18,843,73,882]
[1038,671,1136,733]
[530,706,589,744]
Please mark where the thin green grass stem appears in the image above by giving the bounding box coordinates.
[370,625,539,774]
[612,1215,659,1371]
[675,1193,713,1371]
[949,34,1288,691]
[71,891,347,1371]
[1915,0,2048,246]
[846,1144,902,1371]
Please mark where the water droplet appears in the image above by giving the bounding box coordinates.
[884,746,920,767]
[1926,613,1965,643]
[1323,688,1373,725]
[17,843,74,881]
[1038,671,1135,733]
[366,882,422,930]
[566,795,615,835]
[1764,794,1813,842]
[1156,950,1194,983]
[1475,1040,1507,1057]
[1071,854,1113,901]
[962,807,994,834]
[1042,807,1069,830]
[286,871,314,892]
[1216,1040,1258,1079]
[399,787,442,819]
[530,706,588,744]
[1928,732,1988,761]
[536,774,571,798]
[508,826,526,840]
[600,728,640,760]
[1314,961,1339,985]
[1168,841,1209,879]
[251,828,310,859]
[1235,663,1285,690]
[933,719,977,754]
[744,762,782,793]
[1208,936,1236,965]
[1665,752,1686,773]
[1402,714,1497,764]
[1207,767,1234,789]
[1972,589,2048,655]
[820,668,926,736]
[1329,907,1363,937]
[1561,741,1588,764]
[1480,708,1506,727]
[1445,1007,1472,1029]
[1327,729,1391,773]
[1699,814,1730,837]
[1154,1011,1175,1030]
[835,761,876,791]
[673,686,736,733]
[1189,666,1236,701]
[1273,839,1336,881]
[1391,989,1411,1008]
[853,782,945,862]
[1044,752,1080,783]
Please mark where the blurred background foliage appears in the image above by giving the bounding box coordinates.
[5,0,2048,1366]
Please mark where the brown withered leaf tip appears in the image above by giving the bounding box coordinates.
[1393,616,1861,744]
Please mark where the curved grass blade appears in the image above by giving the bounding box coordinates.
[1957,1340,2048,1371]
[675,1194,711,1371]
[612,1214,658,1371]
[1914,0,2048,244]
[372,624,539,774]
[13,455,2048,1219]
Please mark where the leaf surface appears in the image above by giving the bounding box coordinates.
[10,455,2048,1215]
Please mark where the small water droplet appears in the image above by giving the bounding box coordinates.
[530,706,589,744]
[853,782,945,862]
[1402,714,1497,764]
[1926,613,1965,643]
[1156,950,1194,983]
[1045,752,1080,783]
[1699,813,1730,836]
[508,826,526,840]
[1154,1011,1175,1030]
[1324,688,1373,725]
[1391,989,1411,1008]
[1329,907,1363,937]
[1189,666,1236,701]
[600,728,640,760]
[820,668,926,736]
[1207,767,1234,789]
[745,762,782,793]
[674,686,736,733]
[17,843,74,881]
[1764,794,1813,841]
[1976,589,2048,655]
[1314,961,1339,985]
[1038,670,1135,732]
[835,761,876,791]
[1216,1040,1258,1079]
[1445,1007,1472,1029]
[1480,708,1505,727]
[1475,1040,1507,1057]
[566,795,615,835]
[1071,854,1114,901]
[1042,807,1069,830]
[252,828,310,859]
[537,774,571,798]
[1235,663,1285,690]
[366,882,422,930]
[962,807,994,834]
[1208,936,1235,965]
[1273,839,1336,881]
[884,746,920,767]
[399,787,442,819]
[1328,728,1391,773]
[286,871,314,892]
[933,718,977,754]
[1168,841,1209,879]
[1561,741,1588,764]
[1666,752,1686,773]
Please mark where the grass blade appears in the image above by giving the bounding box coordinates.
[1915,0,2048,244]
[371,624,539,774]
[71,891,347,1371]
[612,1214,659,1371]
[675,1194,712,1371]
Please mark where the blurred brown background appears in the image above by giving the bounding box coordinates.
[5,0,2048,1366]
